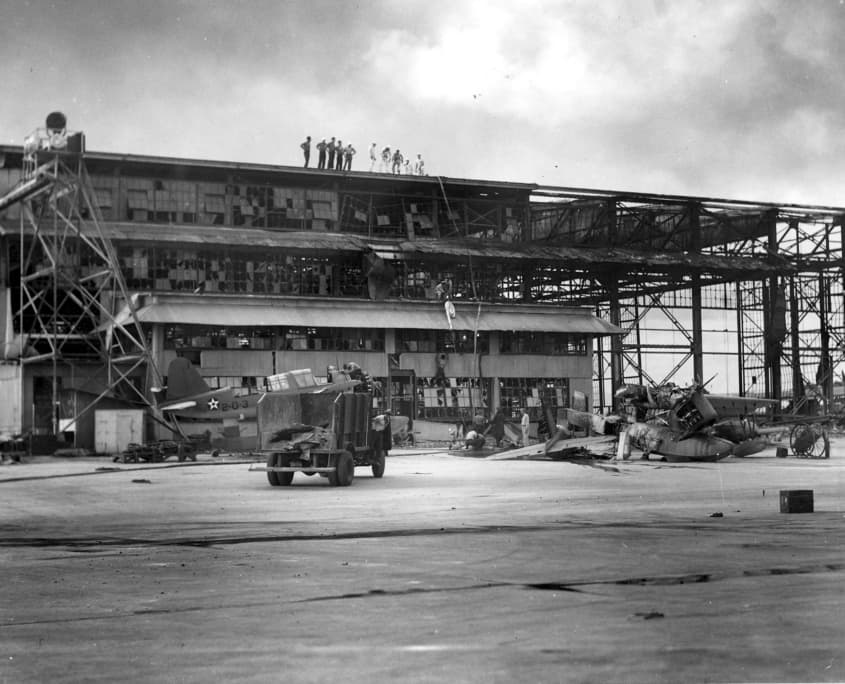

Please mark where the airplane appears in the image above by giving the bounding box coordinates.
[615,382,777,462]
[155,358,367,452]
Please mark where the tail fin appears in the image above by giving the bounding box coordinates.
[166,358,211,399]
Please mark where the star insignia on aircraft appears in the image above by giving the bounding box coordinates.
[208,397,220,411]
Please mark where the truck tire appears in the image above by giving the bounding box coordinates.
[266,453,280,486]
[371,449,386,478]
[332,451,354,487]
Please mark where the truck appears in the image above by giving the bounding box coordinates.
[250,389,390,487]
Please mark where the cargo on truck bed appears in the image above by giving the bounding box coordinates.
[249,390,390,487]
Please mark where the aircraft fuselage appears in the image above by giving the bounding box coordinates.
[626,422,735,462]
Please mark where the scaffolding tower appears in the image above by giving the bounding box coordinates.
[0,114,163,436]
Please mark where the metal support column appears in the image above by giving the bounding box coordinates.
[688,202,703,384]
[607,282,623,402]
[788,275,803,408]
[818,273,832,409]
[765,211,781,399]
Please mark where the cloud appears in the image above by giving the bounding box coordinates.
[1,0,843,204]
[350,1,845,202]
[363,2,754,126]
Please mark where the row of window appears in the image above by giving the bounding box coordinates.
[110,245,582,304]
[86,174,526,239]
[165,326,385,352]
[18,240,584,305]
[411,375,570,422]
[164,325,587,356]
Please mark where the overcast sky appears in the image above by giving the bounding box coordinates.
[1,0,844,206]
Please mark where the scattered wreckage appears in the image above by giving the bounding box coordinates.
[616,382,833,461]
[452,381,835,464]
[114,439,199,463]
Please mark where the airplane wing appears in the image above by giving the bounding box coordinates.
[485,435,617,461]
[705,395,778,418]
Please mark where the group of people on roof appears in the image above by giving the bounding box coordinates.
[299,136,425,176]
[300,136,357,171]
[373,144,425,176]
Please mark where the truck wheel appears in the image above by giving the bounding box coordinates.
[371,449,386,478]
[333,451,354,487]
[266,453,280,486]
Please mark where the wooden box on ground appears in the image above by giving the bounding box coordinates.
[780,489,814,514]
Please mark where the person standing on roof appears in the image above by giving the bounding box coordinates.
[392,148,403,174]
[414,154,425,175]
[344,142,356,171]
[335,139,344,171]
[327,136,337,169]
[300,136,311,167]
[316,138,328,169]
[369,143,377,172]
[381,146,391,173]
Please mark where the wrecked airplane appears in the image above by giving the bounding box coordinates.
[616,383,776,462]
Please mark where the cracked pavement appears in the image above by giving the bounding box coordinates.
[1,447,844,682]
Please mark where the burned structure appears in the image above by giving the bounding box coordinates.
[0,117,842,450]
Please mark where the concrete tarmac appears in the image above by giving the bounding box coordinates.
[1,443,843,683]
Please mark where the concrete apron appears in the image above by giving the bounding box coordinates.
[0,442,843,683]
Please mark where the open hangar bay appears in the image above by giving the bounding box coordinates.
[1,443,843,684]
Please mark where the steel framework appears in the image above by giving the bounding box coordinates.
[528,188,845,413]
[1,124,163,434]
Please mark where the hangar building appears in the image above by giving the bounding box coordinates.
[2,118,843,451]
[0,123,618,449]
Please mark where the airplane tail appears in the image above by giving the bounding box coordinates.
[165,358,212,400]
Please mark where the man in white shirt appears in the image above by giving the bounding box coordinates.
[369,143,377,172]
[521,409,530,447]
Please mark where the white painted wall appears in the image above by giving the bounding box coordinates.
[94,409,144,455]
[0,364,22,434]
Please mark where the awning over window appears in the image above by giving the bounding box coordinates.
[129,296,622,335]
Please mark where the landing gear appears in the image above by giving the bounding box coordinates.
[789,424,830,459]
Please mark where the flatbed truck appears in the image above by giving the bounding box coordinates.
[250,390,389,487]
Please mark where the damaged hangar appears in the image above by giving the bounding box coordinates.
[0,122,842,450]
